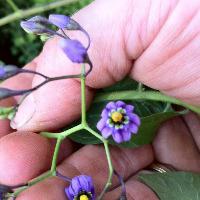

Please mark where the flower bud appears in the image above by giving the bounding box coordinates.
[0,88,26,100]
[28,15,50,25]
[59,39,87,63]
[49,14,70,29]
[20,20,52,35]
[0,65,20,80]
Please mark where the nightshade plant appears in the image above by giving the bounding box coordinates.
[0,13,200,200]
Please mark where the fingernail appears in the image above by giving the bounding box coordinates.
[10,94,36,129]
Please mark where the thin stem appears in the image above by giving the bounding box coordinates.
[20,69,49,79]
[41,124,83,139]
[10,186,28,198]
[79,27,91,50]
[85,57,93,77]
[81,64,87,126]
[163,102,171,112]
[51,138,62,173]
[84,126,113,200]
[11,171,52,197]
[94,90,200,115]
[0,0,79,27]
[0,73,81,101]
[56,171,72,182]
[28,171,52,186]
[60,28,70,39]
[6,0,19,12]
[137,83,143,92]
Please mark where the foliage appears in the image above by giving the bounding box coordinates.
[139,172,200,200]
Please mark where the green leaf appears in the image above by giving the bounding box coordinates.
[139,172,200,200]
[69,78,185,147]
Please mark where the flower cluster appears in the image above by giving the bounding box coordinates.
[0,14,93,106]
[20,14,91,65]
[97,101,141,143]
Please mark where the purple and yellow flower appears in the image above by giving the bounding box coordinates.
[97,101,141,143]
[65,175,95,200]
[59,39,87,63]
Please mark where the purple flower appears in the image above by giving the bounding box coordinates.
[65,175,95,200]
[59,39,87,63]
[97,101,141,143]
[49,14,70,29]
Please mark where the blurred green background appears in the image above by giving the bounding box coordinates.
[0,0,92,66]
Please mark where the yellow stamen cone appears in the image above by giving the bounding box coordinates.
[111,112,123,123]
[80,194,89,200]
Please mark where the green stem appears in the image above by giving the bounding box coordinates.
[85,126,114,200]
[6,0,19,12]
[41,124,83,139]
[163,102,171,112]
[10,186,28,198]
[11,171,52,197]
[81,64,87,126]
[94,90,200,114]
[0,0,79,27]
[28,171,52,186]
[137,83,143,92]
[51,138,62,173]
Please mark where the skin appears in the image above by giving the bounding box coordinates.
[0,0,200,199]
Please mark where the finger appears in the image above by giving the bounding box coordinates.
[131,0,200,105]
[0,132,75,185]
[183,112,200,150]
[0,61,37,137]
[153,117,200,172]
[0,99,15,138]
[10,0,180,131]
[104,177,159,200]
[17,144,154,199]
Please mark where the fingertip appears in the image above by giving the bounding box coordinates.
[0,132,53,185]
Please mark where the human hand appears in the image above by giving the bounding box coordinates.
[0,0,200,199]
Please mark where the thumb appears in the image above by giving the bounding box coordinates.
[11,0,199,131]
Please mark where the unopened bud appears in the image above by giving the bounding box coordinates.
[0,65,20,80]
[59,39,87,63]
[20,20,52,35]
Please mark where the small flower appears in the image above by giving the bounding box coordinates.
[59,39,87,63]
[65,175,95,200]
[97,101,141,143]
